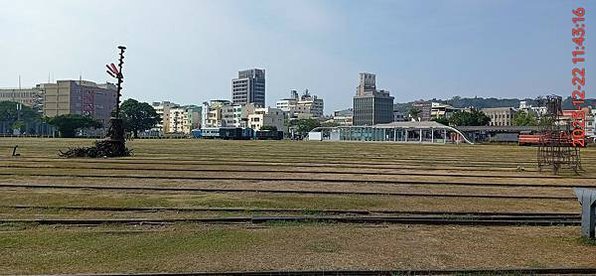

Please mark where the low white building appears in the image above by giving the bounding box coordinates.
[430,102,458,119]
[519,101,548,117]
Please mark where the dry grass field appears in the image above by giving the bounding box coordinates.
[0,138,595,274]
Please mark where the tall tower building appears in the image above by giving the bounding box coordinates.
[357,72,376,96]
[232,68,265,106]
[353,72,394,126]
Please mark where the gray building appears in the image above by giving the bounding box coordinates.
[353,73,394,126]
[232,68,265,106]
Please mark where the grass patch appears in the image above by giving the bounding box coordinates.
[306,240,341,253]
[578,237,596,246]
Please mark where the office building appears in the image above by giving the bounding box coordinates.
[352,73,394,126]
[232,68,265,106]
[482,107,517,126]
[43,80,117,125]
[0,86,44,111]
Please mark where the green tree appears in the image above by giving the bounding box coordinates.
[321,121,340,127]
[513,111,538,126]
[0,101,41,133]
[116,99,161,138]
[47,114,102,138]
[432,117,449,125]
[289,118,320,136]
[408,107,421,120]
[448,109,491,126]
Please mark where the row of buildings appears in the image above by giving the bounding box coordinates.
[151,68,326,135]
[2,69,594,140]
[0,68,326,136]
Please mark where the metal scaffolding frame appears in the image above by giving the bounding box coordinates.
[537,95,582,174]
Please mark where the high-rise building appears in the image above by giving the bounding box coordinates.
[352,73,394,126]
[42,80,117,126]
[232,68,265,106]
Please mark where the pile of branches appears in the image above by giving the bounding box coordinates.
[59,140,131,158]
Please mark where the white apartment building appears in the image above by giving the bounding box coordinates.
[276,89,324,119]
[152,101,179,134]
[201,100,246,128]
[430,102,458,119]
[152,101,201,134]
[248,107,285,131]
[519,101,548,117]
[168,106,201,134]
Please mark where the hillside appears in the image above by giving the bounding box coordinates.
[394,96,596,112]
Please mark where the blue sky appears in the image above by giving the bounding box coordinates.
[0,0,594,112]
